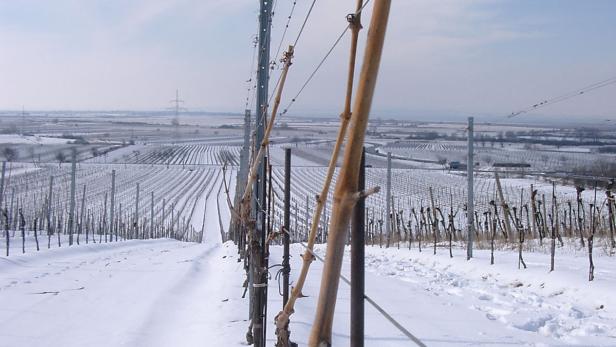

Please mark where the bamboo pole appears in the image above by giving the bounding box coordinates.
[275,2,364,344]
[309,1,391,344]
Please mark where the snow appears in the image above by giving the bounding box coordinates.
[263,243,616,346]
[0,134,72,145]
[2,209,615,346]
[0,239,247,347]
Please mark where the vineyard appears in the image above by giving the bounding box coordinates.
[0,144,236,256]
[0,121,615,347]
[262,149,615,264]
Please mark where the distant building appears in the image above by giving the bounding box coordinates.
[448,161,466,170]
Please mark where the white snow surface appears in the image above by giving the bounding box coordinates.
[0,134,72,145]
[2,236,615,346]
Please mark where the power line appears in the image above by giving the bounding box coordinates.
[245,34,259,110]
[508,76,616,118]
[274,1,298,66]
[292,0,318,48]
[268,1,299,105]
[281,0,373,116]
[282,25,349,115]
[299,241,426,347]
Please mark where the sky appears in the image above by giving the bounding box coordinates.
[0,0,614,121]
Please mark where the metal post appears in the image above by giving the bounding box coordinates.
[283,148,291,306]
[259,156,268,345]
[251,1,272,345]
[351,148,366,346]
[467,116,474,260]
[68,148,77,246]
[110,170,116,241]
[386,152,392,246]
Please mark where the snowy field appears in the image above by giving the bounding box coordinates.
[1,114,615,346]
[2,234,614,346]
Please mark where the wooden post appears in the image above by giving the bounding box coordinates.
[103,192,108,242]
[110,170,116,241]
[385,152,392,247]
[275,2,365,343]
[550,182,557,272]
[589,182,597,281]
[429,187,438,255]
[79,184,86,244]
[151,191,154,239]
[606,189,616,249]
[495,172,512,240]
[47,176,53,248]
[134,182,140,239]
[0,162,5,211]
[351,148,366,347]
[466,117,474,259]
[68,148,77,246]
[162,198,166,238]
[309,0,391,343]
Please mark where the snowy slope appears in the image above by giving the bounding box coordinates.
[2,220,615,345]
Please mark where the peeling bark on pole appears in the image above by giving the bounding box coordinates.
[308,1,391,344]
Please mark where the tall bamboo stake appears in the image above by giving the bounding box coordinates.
[309,1,391,344]
[275,2,364,344]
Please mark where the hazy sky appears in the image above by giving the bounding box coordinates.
[0,0,614,121]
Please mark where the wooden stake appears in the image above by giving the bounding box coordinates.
[309,1,391,344]
[275,3,365,344]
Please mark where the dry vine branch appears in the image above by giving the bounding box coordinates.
[240,45,294,219]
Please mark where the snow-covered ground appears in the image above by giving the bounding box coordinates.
[0,134,72,145]
[2,230,615,346]
[2,235,615,346]
[0,239,247,347]
[266,243,616,346]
